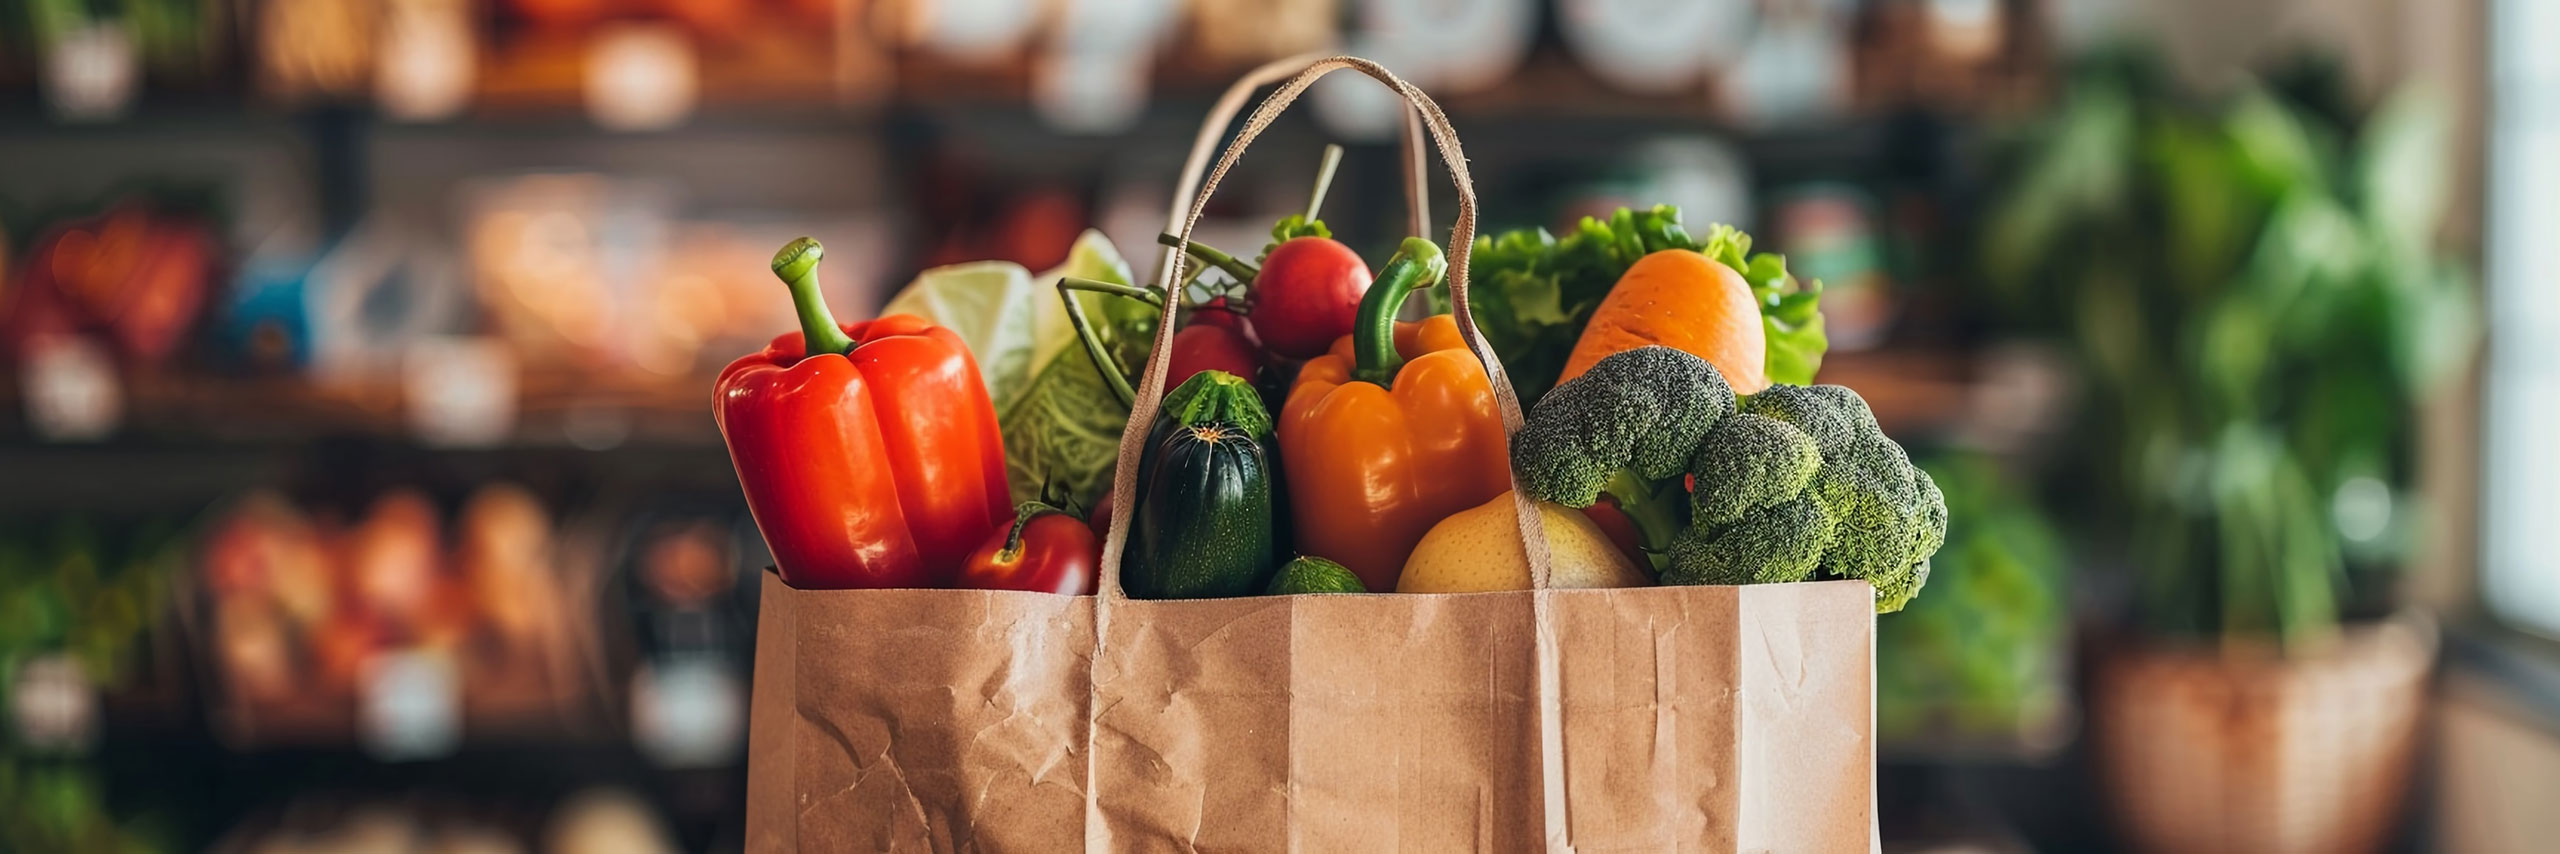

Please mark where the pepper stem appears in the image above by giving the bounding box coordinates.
[772,237,855,358]
[1305,144,1343,222]
[1158,233,1260,282]
[1350,237,1449,387]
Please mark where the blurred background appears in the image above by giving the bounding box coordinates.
[0,0,2543,851]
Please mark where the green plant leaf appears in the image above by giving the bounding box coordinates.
[2355,86,2454,248]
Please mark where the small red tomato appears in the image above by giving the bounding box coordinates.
[1580,496,1650,573]
[957,505,1098,595]
[1192,297,1245,331]
[1165,323,1260,391]
[1086,490,1115,543]
[1250,237,1371,359]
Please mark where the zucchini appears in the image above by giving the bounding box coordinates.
[1129,372,1279,598]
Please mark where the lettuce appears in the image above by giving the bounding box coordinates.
[880,231,1151,506]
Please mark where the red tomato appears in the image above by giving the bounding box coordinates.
[1581,496,1650,572]
[1192,297,1245,331]
[1086,490,1115,543]
[957,507,1098,595]
[1248,237,1370,359]
[1165,323,1259,391]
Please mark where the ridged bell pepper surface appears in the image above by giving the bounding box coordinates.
[716,238,1011,589]
[1279,238,1515,592]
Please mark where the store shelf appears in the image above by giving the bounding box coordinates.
[0,370,721,449]
[1818,345,1976,436]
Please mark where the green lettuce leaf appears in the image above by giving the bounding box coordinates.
[881,261,1039,400]
[880,230,1150,506]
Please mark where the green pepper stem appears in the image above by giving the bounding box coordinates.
[1350,237,1449,387]
[1305,144,1343,222]
[1157,233,1260,282]
[1058,277,1144,408]
[772,237,855,358]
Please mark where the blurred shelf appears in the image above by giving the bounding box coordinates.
[1818,345,1974,437]
[0,369,723,450]
[0,347,1980,447]
[98,732,744,854]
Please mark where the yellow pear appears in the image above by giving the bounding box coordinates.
[1397,491,1649,593]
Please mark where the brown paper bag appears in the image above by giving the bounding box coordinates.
[746,55,1877,852]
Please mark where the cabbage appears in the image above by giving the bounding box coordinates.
[880,231,1151,506]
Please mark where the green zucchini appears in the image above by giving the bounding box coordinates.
[1129,372,1278,598]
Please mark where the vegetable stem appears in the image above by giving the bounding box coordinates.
[1305,144,1343,223]
[1158,233,1260,282]
[1601,467,1684,557]
[1350,237,1449,387]
[999,501,1054,564]
[773,237,855,358]
[1058,277,1140,408]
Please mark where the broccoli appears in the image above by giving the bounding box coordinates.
[1509,346,1733,507]
[1511,347,1949,612]
[1734,384,1949,611]
[1686,413,1822,528]
[1665,493,1836,585]
[1738,384,1870,455]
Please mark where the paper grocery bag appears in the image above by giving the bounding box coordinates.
[746,579,1097,852]
[745,574,1873,851]
[744,55,1877,852]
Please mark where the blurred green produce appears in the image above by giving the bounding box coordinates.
[0,520,183,854]
[1982,52,2474,645]
[1879,455,2071,753]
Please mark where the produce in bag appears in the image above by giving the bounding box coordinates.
[1512,345,1949,611]
[954,501,1099,596]
[1277,238,1512,591]
[1125,370,1280,599]
[741,55,1894,852]
[1160,144,1373,360]
[1471,206,1827,401]
[878,231,1152,508]
[713,238,1011,589]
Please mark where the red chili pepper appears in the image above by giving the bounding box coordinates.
[716,238,1011,589]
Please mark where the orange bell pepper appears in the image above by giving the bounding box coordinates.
[1279,238,1514,591]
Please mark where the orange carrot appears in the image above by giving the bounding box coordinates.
[1559,249,1769,393]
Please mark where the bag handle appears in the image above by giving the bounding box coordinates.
[1094,56,1559,597]
[1087,56,1574,850]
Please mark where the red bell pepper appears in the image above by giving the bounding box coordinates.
[716,238,1011,589]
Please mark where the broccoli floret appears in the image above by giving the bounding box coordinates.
[1687,413,1822,528]
[1658,383,1947,611]
[1514,357,1948,611]
[1741,384,1872,455]
[1875,560,1934,613]
[1813,436,1943,585]
[1744,385,1948,611]
[1512,346,1734,507]
[1664,493,1836,585]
